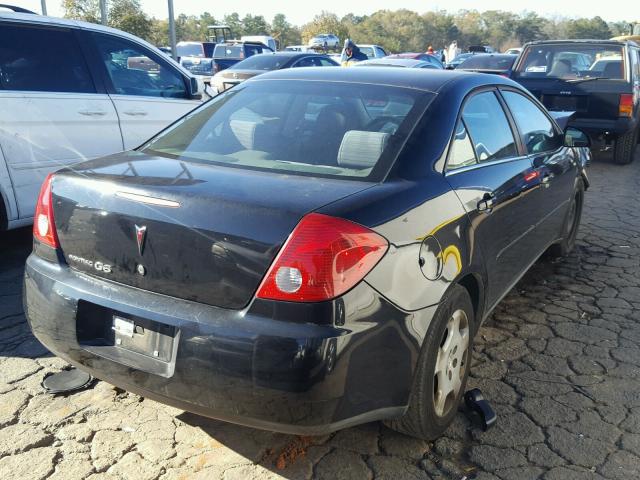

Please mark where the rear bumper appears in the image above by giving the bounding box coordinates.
[570,116,637,138]
[24,254,436,435]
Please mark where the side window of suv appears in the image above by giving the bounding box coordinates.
[91,33,187,98]
[502,91,562,154]
[462,91,517,162]
[0,24,94,93]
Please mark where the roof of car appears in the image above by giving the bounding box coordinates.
[354,58,427,68]
[526,39,635,46]
[246,66,516,93]
[387,53,426,59]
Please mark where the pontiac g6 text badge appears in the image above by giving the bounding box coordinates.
[135,225,147,256]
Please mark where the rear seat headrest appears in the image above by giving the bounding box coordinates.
[229,119,258,150]
[337,130,390,169]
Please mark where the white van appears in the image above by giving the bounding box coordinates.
[241,35,277,52]
[0,9,206,230]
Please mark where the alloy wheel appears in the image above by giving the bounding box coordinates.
[433,309,470,417]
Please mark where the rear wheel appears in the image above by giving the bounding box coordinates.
[549,179,584,258]
[385,285,473,440]
[613,128,638,165]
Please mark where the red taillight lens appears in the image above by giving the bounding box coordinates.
[33,173,59,249]
[619,94,633,117]
[256,213,389,302]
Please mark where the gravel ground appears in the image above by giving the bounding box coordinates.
[0,151,639,479]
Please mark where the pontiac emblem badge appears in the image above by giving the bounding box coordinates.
[135,225,147,256]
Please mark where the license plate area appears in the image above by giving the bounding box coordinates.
[76,301,178,376]
[111,315,175,362]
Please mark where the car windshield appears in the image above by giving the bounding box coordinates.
[141,80,432,180]
[460,55,515,70]
[230,54,287,71]
[177,44,204,58]
[514,44,626,80]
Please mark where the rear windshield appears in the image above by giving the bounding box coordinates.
[177,43,204,58]
[514,44,626,80]
[214,45,243,58]
[141,80,432,180]
[230,54,286,71]
[214,44,265,59]
[460,55,515,70]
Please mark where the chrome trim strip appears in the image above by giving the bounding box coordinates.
[115,192,180,208]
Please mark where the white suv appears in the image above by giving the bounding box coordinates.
[0,9,206,230]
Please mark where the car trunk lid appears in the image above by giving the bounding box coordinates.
[51,152,372,309]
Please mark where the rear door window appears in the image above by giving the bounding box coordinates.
[447,120,478,170]
[0,24,94,93]
[462,91,518,162]
[502,91,562,154]
[91,33,187,98]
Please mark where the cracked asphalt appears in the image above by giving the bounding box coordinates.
[1,151,639,480]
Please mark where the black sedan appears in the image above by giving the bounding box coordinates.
[24,68,589,440]
[210,51,338,92]
[457,53,517,76]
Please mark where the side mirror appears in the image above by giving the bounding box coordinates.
[188,76,204,100]
[564,127,590,148]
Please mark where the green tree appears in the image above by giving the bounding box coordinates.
[62,0,100,23]
[108,0,152,40]
[515,12,549,45]
[481,10,518,50]
[423,10,459,49]
[300,11,350,44]
[242,14,269,35]
[271,14,302,48]
[565,16,612,39]
[223,12,243,38]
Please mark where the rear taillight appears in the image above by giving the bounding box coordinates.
[33,173,59,249]
[256,213,389,302]
[619,94,633,117]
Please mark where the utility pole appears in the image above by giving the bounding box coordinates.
[40,0,47,15]
[168,0,177,59]
[99,0,107,25]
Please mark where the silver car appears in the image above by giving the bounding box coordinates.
[308,34,340,49]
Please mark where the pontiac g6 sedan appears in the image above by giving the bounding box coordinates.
[24,68,589,440]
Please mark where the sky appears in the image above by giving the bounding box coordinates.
[12,0,632,25]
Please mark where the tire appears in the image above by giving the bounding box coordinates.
[613,128,638,165]
[548,179,584,258]
[384,284,474,440]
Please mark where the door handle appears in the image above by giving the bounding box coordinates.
[122,110,148,117]
[477,193,495,212]
[78,109,107,116]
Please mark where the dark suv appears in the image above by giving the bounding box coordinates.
[512,40,640,164]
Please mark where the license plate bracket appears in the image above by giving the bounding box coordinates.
[110,314,176,362]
